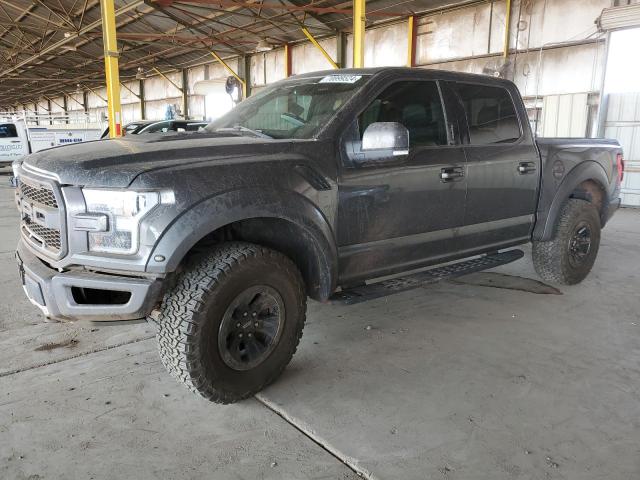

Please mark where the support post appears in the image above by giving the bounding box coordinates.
[181,69,189,119]
[353,0,365,68]
[63,95,69,124]
[240,55,251,99]
[336,31,347,68]
[596,31,612,138]
[284,43,292,77]
[407,15,417,67]
[139,79,146,119]
[100,0,123,138]
[301,28,338,69]
[503,0,512,60]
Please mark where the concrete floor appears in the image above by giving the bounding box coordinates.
[1,180,638,480]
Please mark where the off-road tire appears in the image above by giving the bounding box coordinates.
[532,199,601,285]
[155,242,306,404]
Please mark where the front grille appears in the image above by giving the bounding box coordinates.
[22,219,62,251]
[19,179,58,208]
[17,174,64,257]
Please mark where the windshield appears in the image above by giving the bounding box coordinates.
[125,123,144,133]
[139,121,171,134]
[205,74,370,139]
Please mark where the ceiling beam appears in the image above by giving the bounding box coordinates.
[144,0,245,56]
[31,0,77,30]
[0,0,145,78]
[156,0,404,17]
[2,1,71,30]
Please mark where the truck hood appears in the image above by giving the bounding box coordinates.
[22,133,284,187]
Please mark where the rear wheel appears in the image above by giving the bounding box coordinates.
[155,242,306,404]
[532,199,601,285]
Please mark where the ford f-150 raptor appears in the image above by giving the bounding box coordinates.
[14,68,624,403]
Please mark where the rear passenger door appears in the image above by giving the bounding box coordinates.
[445,81,539,250]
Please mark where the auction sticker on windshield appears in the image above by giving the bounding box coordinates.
[319,74,362,84]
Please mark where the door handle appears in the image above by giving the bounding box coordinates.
[440,167,464,182]
[518,162,536,174]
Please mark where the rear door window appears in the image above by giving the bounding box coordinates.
[451,83,521,145]
[0,123,18,138]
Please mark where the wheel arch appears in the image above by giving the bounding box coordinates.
[534,161,610,242]
[146,188,338,301]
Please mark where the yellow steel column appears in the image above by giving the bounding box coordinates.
[352,0,365,68]
[100,0,122,138]
[407,15,417,67]
[284,43,292,77]
[503,0,512,60]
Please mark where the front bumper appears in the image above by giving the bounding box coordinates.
[16,240,163,322]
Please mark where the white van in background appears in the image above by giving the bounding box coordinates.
[0,112,104,165]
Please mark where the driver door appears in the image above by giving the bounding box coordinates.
[337,80,468,283]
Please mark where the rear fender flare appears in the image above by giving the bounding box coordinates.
[534,161,610,241]
[146,188,338,300]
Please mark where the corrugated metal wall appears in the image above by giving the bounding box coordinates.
[605,92,640,206]
[292,37,338,75]
[17,0,612,133]
[141,0,608,130]
[541,93,590,137]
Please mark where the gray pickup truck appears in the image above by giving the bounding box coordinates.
[14,68,623,403]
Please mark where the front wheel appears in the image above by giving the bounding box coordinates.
[532,199,601,285]
[155,242,306,404]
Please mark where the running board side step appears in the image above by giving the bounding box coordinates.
[329,249,524,305]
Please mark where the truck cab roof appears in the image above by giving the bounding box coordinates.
[292,67,516,87]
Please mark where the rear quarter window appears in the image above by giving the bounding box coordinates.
[454,83,521,145]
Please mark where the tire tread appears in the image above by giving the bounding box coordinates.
[532,199,601,285]
[154,242,306,404]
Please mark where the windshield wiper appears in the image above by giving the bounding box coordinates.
[215,125,272,139]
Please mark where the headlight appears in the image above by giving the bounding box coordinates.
[82,189,160,254]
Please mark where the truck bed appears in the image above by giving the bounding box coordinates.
[534,136,622,240]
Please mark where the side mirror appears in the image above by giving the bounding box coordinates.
[345,122,409,166]
[362,122,409,154]
[344,121,411,167]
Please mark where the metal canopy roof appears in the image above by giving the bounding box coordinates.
[0,0,459,108]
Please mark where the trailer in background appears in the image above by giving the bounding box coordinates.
[0,112,105,164]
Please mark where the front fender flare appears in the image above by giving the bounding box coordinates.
[146,188,338,300]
